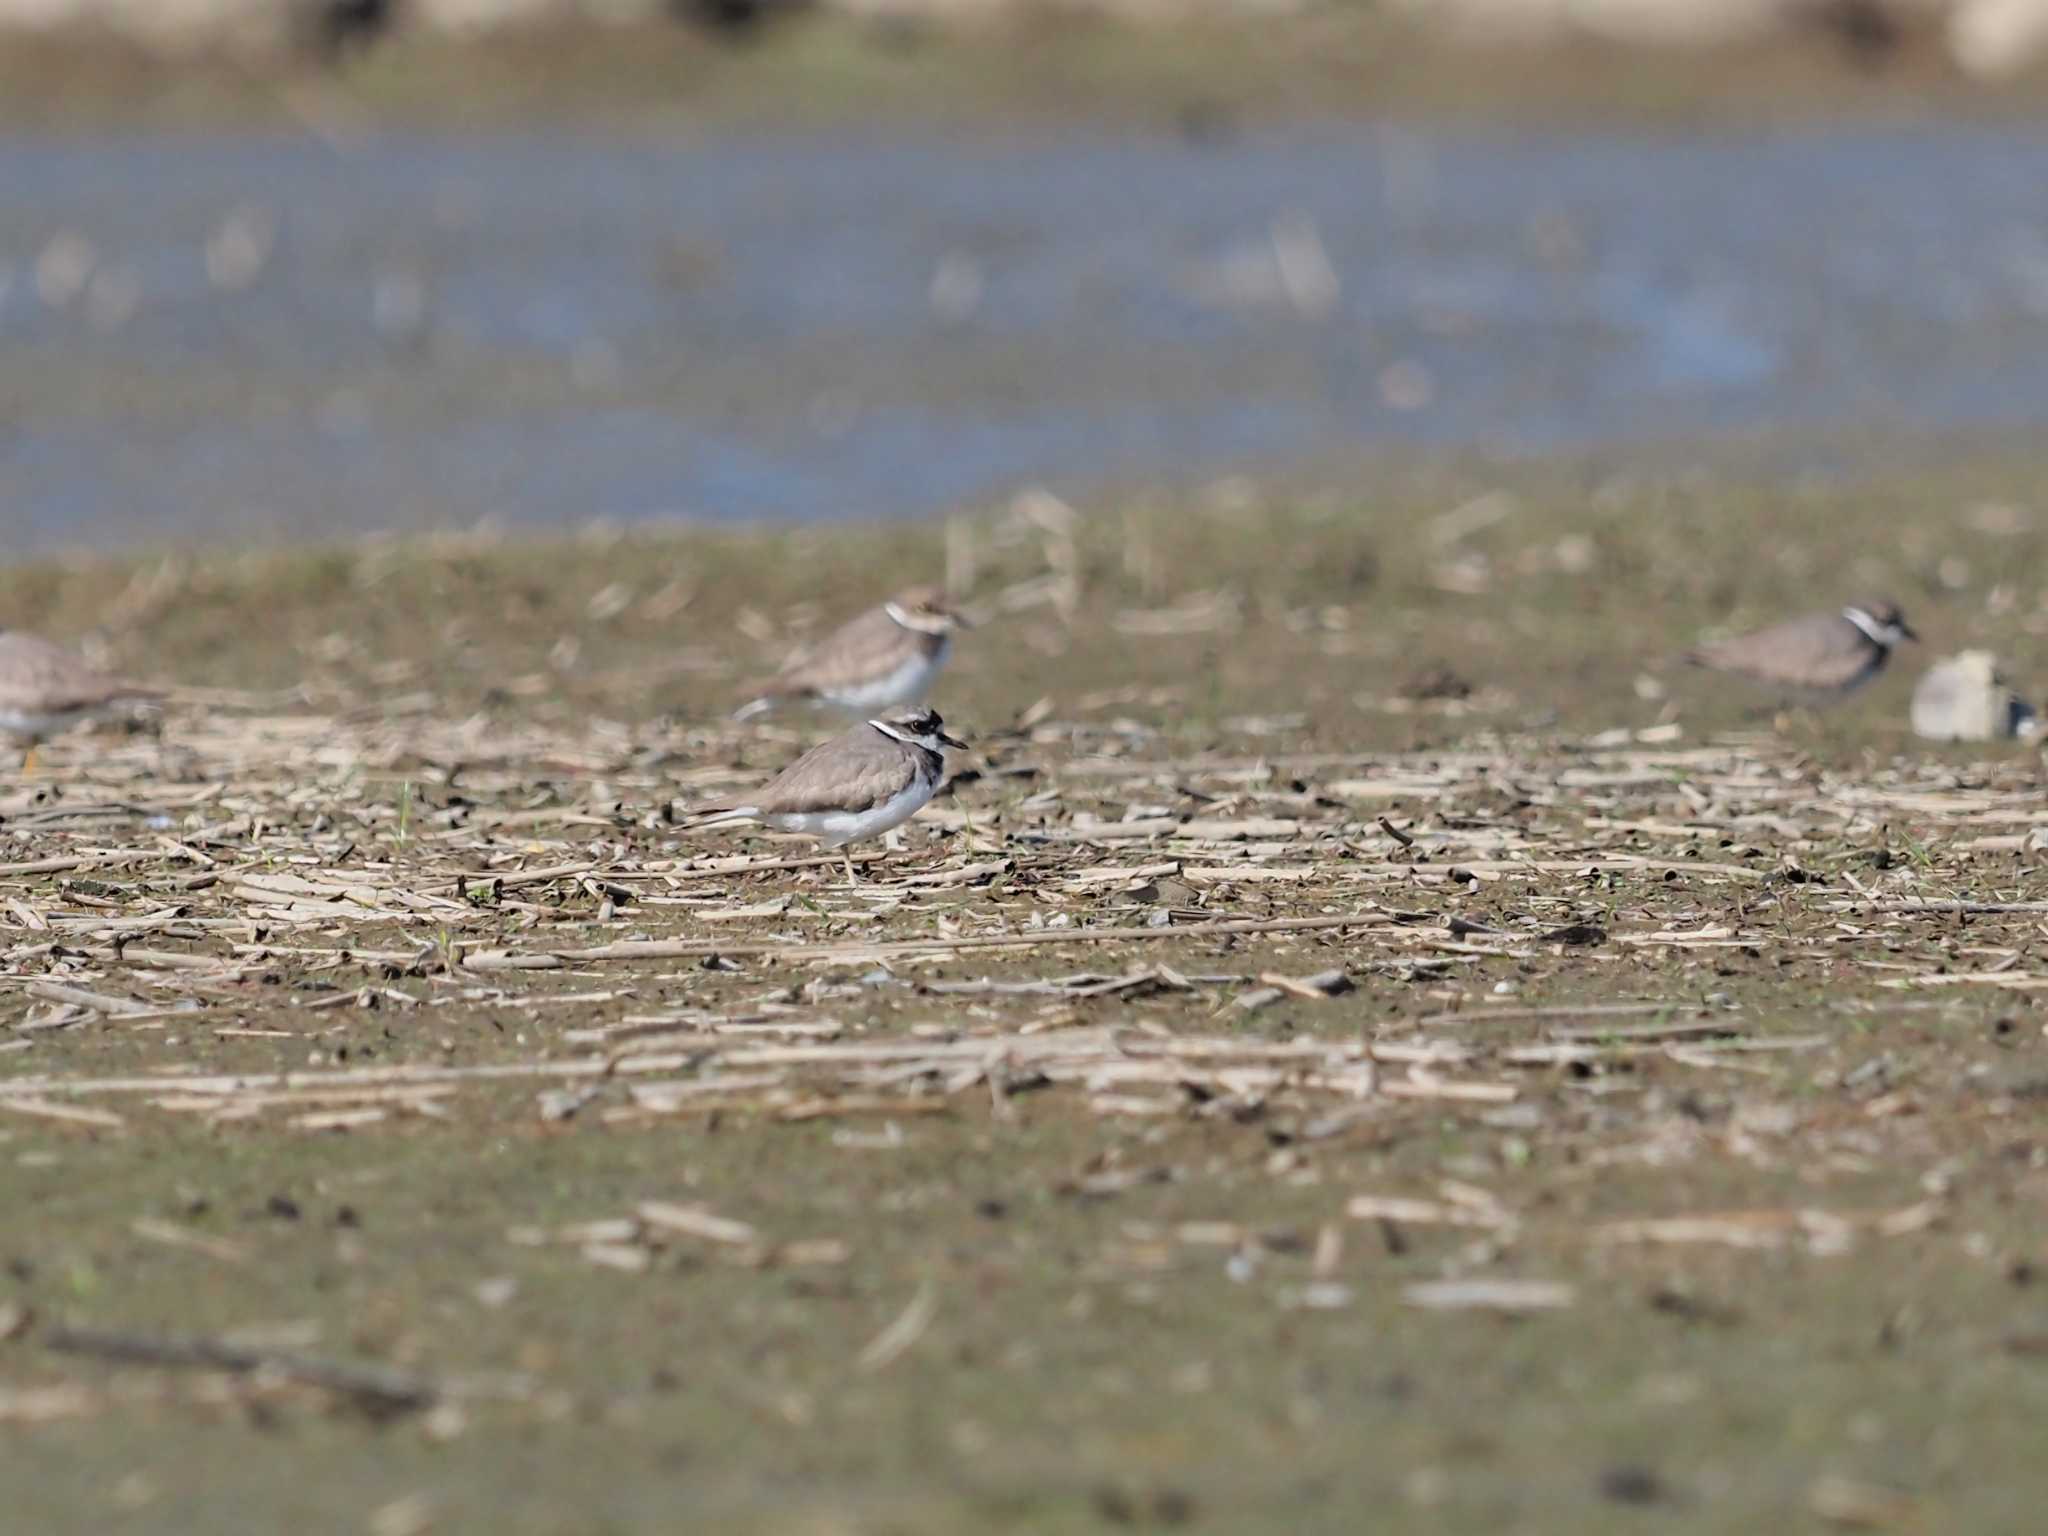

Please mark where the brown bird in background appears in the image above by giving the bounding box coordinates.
[0,629,164,771]
[735,586,967,720]
[1686,599,1918,702]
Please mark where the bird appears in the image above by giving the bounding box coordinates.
[1685,599,1918,703]
[685,706,966,882]
[1910,650,2037,742]
[734,586,968,720]
[0,629,164,772]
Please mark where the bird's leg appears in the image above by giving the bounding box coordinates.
[20,743,38,776]
[842,851,859,888]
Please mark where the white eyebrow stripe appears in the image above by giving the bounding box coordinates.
[1841,607,1893,645]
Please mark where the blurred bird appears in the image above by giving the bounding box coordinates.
[1911,650,2036,742]
[1686,599,1917,702]
[735,585,968,720]
[0,630,164,772]
[685,707,966,882]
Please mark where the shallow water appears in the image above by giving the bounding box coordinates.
[5,122,2048,551]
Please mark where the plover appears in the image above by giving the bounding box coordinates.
[686,706,966,880]
[1686,599,1917,702]
[0,629,163,771]
[1911,650,2036,742]
[735,586,967,719]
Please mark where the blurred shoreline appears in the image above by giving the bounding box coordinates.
[11,118,2048,553]
[8,14,2048,556]
[8,0,2048,73]
[9,111,2048,553]
[2,11,2047,134]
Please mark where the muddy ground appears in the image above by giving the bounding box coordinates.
[6,465,2048,1531]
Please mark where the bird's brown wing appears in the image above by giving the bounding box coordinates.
[753,605,933,699]
[1688,614,1875,691]
[751,723,922,815]
[0,631,161,714]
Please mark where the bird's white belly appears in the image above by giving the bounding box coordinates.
[0,707,91,741]
[767,776,937,848]
[820,641,949,712]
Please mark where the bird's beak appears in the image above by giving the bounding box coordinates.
[946,609,975,632]
[938,731,968,751]
[1900,621,1920,643]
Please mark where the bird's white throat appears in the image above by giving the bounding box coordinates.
[884,602,955,637]
[867,716,950,755]
[1841,607,1904,649]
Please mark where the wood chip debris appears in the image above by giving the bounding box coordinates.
[1402,1278,1577,1313]
[0,709,2028,1373]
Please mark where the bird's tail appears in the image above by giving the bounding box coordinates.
[99,681,168,706]
[733,672,807,721]
[681,804,761,833]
